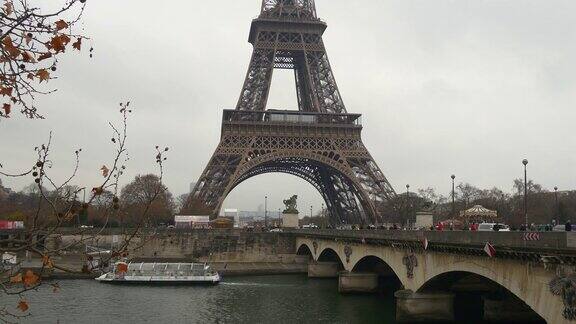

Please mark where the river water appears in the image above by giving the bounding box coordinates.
[5,275,396,324]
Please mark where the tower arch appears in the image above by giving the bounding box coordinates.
[223,153,372,225]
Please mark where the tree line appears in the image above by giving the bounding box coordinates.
[392,180,576,226]
[0,174,175,228]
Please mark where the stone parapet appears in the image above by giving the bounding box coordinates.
[289,229,576,251]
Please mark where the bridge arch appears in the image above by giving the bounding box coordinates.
[352,255,402,290]
[296,243,314,260]
[418,270,546,323]
[317,247,345,271]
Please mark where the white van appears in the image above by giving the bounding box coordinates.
[478,223,510,232]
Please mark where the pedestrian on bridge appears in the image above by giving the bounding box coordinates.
[566,220,572,232]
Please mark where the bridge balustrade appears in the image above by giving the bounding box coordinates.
[285,228,576,252]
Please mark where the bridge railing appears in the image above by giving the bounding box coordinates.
[284,229,576,252]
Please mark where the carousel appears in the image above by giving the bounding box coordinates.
[459,205,498,223]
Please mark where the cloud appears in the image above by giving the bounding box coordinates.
[1,0,575,214]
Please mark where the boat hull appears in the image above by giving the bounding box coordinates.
[96,274,221,285]
[96,280,220,286]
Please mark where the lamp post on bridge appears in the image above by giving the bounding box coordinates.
[264,195,268,228]
[451,175,456,218]
[554,186,559,224]
[522,159,528,228]
[406,184,410,227]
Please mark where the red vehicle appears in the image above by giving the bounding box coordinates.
[435,220,463,231]
[0,221,24,230]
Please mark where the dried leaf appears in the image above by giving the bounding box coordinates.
[10,273,22,283]
[7,47,20,58]
[42,255,53,269]
[24,33,32,45]
[23,270,39,287]
[0,87,13,96]
[92,187,104,196]
[17,300,29,312]
[21,51,34,63]
[1,35,20,58]
[3,103,11,116]
[72,38,82,51]
[101,165,110,177]
[27,73,34,80]
[49,34,71,54]
[36,69,50,82]
[55,20,69,31]
[38,52,53,61]
[3,2,13,15]
[50,35,68,53]
[2,36,13,47]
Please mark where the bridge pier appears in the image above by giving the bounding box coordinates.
[338,272,379,293]
[307,261,340,278]
[395,290,455,323]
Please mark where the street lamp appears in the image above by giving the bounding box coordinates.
[451,175,456,218]
[522,159,528,227]
[310,205,313,218]
[406,184,410,226]
[554,186,559,223]
[264,195,268,228]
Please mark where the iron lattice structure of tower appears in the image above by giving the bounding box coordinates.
[184,0,397,225]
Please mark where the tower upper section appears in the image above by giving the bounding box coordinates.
[260,0,318,20]
[249,0,327,46]
[239,0,346,114]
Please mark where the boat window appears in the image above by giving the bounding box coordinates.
[128,263,143,271]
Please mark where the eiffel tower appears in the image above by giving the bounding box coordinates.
[184,0,397,225]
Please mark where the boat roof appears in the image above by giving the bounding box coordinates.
[125,262,208,270]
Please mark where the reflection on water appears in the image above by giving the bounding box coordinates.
[5,275,396,324]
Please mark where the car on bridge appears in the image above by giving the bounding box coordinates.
[477,223,510,232]
[553,224,576,231]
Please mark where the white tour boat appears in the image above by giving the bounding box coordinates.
[96,262,221,285]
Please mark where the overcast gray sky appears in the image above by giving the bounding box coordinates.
[1,0,575,214]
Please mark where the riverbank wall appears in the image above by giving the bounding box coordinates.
[38,229,307,278]
[48,229,297,262]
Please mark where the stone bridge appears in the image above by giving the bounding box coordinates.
[18,228,576,323]
[292,229,576,323]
